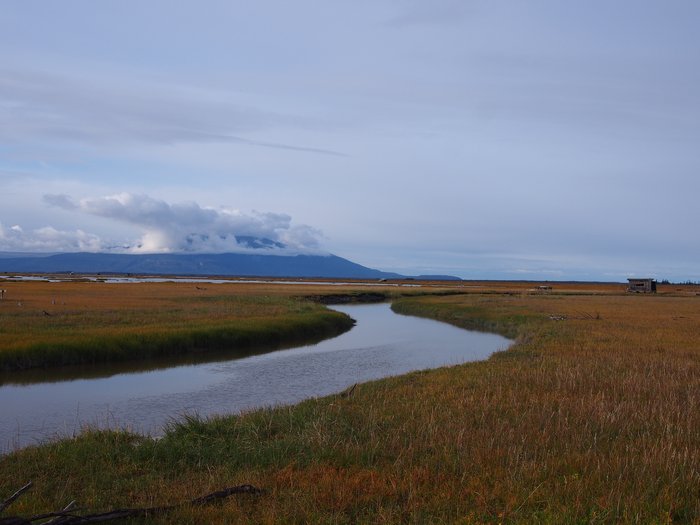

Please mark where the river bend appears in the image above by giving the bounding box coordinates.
[0,303,510,452]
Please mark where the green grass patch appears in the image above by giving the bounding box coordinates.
[0,295,353,371]
[391,294,543,339]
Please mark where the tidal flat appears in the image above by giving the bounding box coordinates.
[2,280,700,523]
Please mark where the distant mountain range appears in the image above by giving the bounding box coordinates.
[0,251,393,280]
[0,251,462,281]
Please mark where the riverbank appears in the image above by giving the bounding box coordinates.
[2,286,700,522]
[0,281,362,371]
[0,302,509,451]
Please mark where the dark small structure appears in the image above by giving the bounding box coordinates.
[627,278,657,293]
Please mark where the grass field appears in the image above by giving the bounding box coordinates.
[2,280,700,523]
[0,280,363,371]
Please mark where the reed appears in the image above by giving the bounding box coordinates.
[0,281,354,371]
[2,283,700,522]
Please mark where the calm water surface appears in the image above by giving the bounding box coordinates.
[0,303,510,452]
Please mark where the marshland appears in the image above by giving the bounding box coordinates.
[2,278,700,523]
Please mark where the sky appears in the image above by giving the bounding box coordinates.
[1,1,699,281]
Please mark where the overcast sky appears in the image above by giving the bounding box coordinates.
[1,1,699,280]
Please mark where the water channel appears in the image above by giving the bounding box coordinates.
[0,303,511,453]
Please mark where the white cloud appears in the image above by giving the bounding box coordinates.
[0,222,102,253]
[36,192,325,254]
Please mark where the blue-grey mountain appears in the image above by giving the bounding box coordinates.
[0,251,405,279]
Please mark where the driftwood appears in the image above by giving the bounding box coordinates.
[0,483,33,514]
[574,310,601,320]
[0,483,263,524]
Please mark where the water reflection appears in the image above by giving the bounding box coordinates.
[0,303,510,452]
[0,329,349,387]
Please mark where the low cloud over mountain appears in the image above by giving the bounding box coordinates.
[1,193,324,255]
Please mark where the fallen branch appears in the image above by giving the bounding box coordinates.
[0,484,263,524]
[0,483,32,514]
[45,501,77,524]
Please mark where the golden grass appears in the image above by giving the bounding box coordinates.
[2,282,700,522]
[0,280,363,370]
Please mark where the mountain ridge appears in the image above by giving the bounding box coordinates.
[0,251,407,280]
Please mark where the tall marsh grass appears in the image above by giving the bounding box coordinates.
[2,284,700,522]
[0,281,353,370]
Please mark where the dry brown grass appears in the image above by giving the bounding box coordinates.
[0,278,462,357]
[0,280,365,370]
[2,282,700,522]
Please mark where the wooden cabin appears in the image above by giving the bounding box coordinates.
[627,278,657,293]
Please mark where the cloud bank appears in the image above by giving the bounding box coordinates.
[1,193,324,255]
[0,223,102,253]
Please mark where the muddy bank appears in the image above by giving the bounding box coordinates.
[306,292,390,304]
